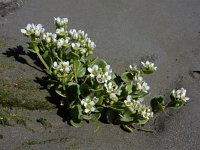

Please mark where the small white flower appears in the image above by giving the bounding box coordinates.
[53,61,72,74]
[21,23,44,37]
[96,74,105,83]
[141,61,157,72]
[81,96,98,114]
[71,43,81,50]
[171,88,190,102]
[134,75,143,82]
[53,62,58,68]
[88,65,99,78]
[136,81,150,93]
[54,17,68,27]
[56,27,66,36]
[57,38,64,48]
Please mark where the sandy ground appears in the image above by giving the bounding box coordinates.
[0,0,200,149]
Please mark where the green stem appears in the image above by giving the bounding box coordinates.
[36,52,50,72]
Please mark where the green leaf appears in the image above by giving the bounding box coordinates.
[121,72,133,82]
[119,109,134,122]
[81,113,101,121]
[70,104,82,121]
[63,73,74,84]
[70,120,82,128]
[80,83,90,97]
[136,118,149,125]
[27,42,39,53]
[43,51,53,67]
[67,83,80,97]
[151,96,165,113]
[81,114,92,120]
[66,51,80,60]
[110,101,126,111]
[73,60,86,78]
[132,91,149,99]
[167,100,184,109]
[106,109,118,124]
[142,69,154,74]
[55,89,67,97]
[121,125,133,132]
[96,96,104,106]
[125,84,132,94]
[88,58,107,69]
[90,113,101,121]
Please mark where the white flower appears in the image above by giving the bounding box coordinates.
[43,32,57,43]
[78,30,88,39]
[80,48,87,54]
[57,38,64,48]
[141,61,157,71]
[21,23,44,37]
[54,17,68,27]
[71,43,81,50]
[136,81,150,93]
[56,27,66,36]
[124,95,133,106]
[88,65,99,78]
[96,74,105,83]
[88,41,96,49]
[124,95,153,119]
[109,93,118,101]
[171,88,190,102]
[53,62,58,68]
[53,61,72,74]
[69,29,79,40]
[81,96,98,114]
[134,75,143,82]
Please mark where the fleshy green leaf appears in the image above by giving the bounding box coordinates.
[55,89,67,98]
[121,125,133,132]
[88,58,107,69]
[66,51,80,60]
[73,60,86,78]
[80,83,90,97]
[167,100,184,109]
[70,120,82,128]
[119,109,134,122]
[106,109,118,124]
[151,96,165,113]
[121,72,133,82]
[125,84,132,94]
[70,104,82,121]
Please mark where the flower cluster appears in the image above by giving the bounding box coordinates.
[43,32,57,44]
[88,65,112,84]
[141,61,157,73]
[21,24,45,37]
[124,95,153,120]
[21,17,96,57]
[69,29,96,56]
[54,17,68,28]
[53,61,72,75]
[171,88,190,102]
[81,96,99,113]
[129,65,150,93]
[104,82,122,103]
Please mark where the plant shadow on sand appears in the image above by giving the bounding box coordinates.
[3,45,45,73]
[2,45,72,121]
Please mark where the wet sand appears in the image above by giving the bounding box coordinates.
[0,0,200,149]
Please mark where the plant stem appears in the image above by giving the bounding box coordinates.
[36,52,50,72]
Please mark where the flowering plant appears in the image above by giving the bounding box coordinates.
[21,17,189,132]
